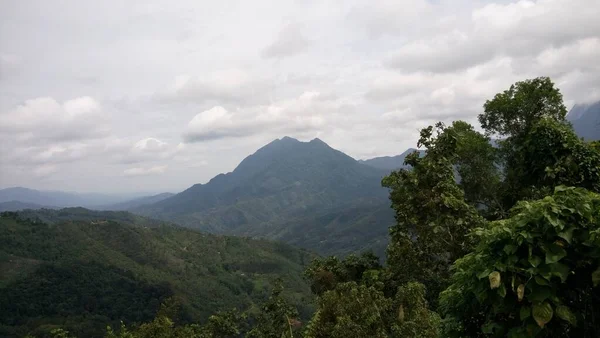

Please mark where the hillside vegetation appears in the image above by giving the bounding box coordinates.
[0,209,314,338]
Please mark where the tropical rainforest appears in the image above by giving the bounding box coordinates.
[2,77,600,337]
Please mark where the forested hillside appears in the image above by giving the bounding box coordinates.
[0,209,314,338]
[134,137,396,256]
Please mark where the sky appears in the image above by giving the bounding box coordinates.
[1,0,599,194]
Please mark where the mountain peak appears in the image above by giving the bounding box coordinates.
[280,136,299,142]
[309,137,327,145]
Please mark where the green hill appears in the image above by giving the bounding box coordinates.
[134,137,394,256]
[0,209,314,338]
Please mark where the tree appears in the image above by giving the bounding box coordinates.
[478,77,567,138]
[449,121,503,218]
[246,278,301,338]
[440,187,600,337]
[304,282,391,338]
[383,122,486,305]
[304,252,381,296]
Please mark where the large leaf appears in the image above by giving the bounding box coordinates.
[529,255,542,268]
[520,306,531,320]
[528,285,552,302]
[557,228,574,244]
[545,243,567,264]
[532,302,553,328]
[489,271,501,289]
[593,267,600,287]
[556,305,577,326]
[517,284,525,302]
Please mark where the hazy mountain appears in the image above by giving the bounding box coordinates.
[0,187,140,208]
[99,192,175,211]
[0,201,56,212]
[0,209,312,337]
[135,137,394,256]
[568,100,600,141]
[359,148,426,171]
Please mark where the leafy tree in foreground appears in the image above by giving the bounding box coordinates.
[383,122,487,305]
[440,186,600,337]
[478,77,567,138]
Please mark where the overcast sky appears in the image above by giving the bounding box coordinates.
[1,0,599,194]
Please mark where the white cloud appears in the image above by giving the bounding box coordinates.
[384,0,600,73]
[183,91,347,143]
[124,165,168,176]
[160,70,270,105]
[0,96,108,143]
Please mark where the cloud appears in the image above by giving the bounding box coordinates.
[123,165,168,176]
[159,70,271,105]
[0,96,108,144]
[32,164,58,178]
[182,91,347,143]
[382,0,600,73]
[262,23,310,58]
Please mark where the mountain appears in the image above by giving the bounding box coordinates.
[0,201,55,212]
[99,192,175,211]
[359,148,426,171]
[135,137,394,257]
[568,100,600,141]
[0,187,140,208]
[0,209,313,338]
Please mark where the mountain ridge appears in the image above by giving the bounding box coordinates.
[134,137,394,256]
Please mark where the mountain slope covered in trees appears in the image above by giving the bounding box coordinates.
[135,137,395,256]
[0,209,314,338]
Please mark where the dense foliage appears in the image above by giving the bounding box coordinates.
[0,210,313,337]
[440,187,600,337]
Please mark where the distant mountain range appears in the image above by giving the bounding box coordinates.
[0,201,56,212]
[567,100,600,141]
[0,187,145,208]
[0,187,171,211]
[359,148,426,171]
[99,193,175,211]
[134,137,395,257]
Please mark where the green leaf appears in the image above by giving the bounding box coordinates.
[592,267,600,287]
[489,271,501,289]
[498,283,507,298]
[557,228,574,244]
[556,305,577,326]
[528,286,552,302]
[532,302,553,328]
[545,243,567,264]
[520,306,531,320]
[504,244,518,255]
[477,269,492,279]
[535,276,549,286]
[529,255,542,268]
[549,262,570,282]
